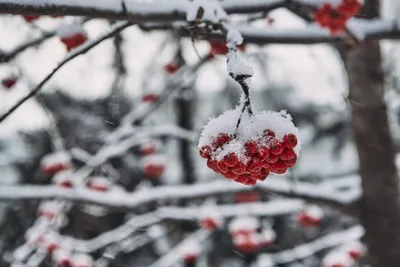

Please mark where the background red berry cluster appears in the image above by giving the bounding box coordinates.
[314,0,362,34]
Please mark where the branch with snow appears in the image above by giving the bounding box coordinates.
[260,225,364,264]
[147,229,211,267]
[0,176,360,212]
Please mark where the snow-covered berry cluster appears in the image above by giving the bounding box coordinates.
[199,206,223,230]
[180,241,200,263]
[297,205,324,228]
[141,154,167,179]
[40,151,71,176]
[208,40,246,57]
[199,108,300,185]
[229,216,260,253]
[314,0,362,34]
[322,241,365,267]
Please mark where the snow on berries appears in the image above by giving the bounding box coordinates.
[40,151,71,176]
[38,201,62,220]
[322,251,355,267]
[57,24,88,52]
[22,15,40,23]
[53,171,74,188]
[141,154,167,179]
[342,241,365,261]
[314,0,362,34]
[87,177,111,192]
[180,240,200,263]
[198,107,300,185]
[297,205,324,228]
[52,249,72,266]
[72,253,94,267]
[142,93,160,103]
[257,228,276,247]
[199,206,223,230]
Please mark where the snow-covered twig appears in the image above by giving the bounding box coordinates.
[0,177,360,210]
[147,229,211,267]
[0,21,134,124]
[261,225,364,264]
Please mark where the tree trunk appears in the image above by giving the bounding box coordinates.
[342,1,400,266]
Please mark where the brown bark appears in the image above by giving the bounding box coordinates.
[342,1,400,266]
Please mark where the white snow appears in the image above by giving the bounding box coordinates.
[179,240,201,255]
[141,154,167,166]
[52,248,72,263]
[53,170,73,185]
[88,177,112,190]
[258,228,276,244]
[56,23,87,38]
[257,255,274,267]
[199,205,223,225]
[72,253,94,267]
[41,151,71,167]
[38,201,62,216]
[229,215,259,233]
[186,0,228,23]
[227,29,244,47]
[227,50,254,79]
[198,105,301,160]
[304,205,324,219]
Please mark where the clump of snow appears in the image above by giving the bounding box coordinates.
[41,151,71,167]
[229,216,259,233]
[227,51,254,79]
[186,0,228,23]
[141,154,167,166]
[52,249,72,264]
[180,240,201,255]
[56,23,87,38]
[72,253,94,267]
[38,201,62,216]
[257,255,274,267]
[257,228,276,244]
[227,29,243,47]
[343,240,365,253]
[198,104,300,160]
[322,251,354,267]
[53,170,73,185]
[304,205,324,219]
[199,205,223,225]
[88,176,112,190]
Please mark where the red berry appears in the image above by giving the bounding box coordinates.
[244,178,257,186]
[61,32,88,52]
[200,218,219,230]
[247,159,262,173]
[199,146,211,159]
[223,153,239,167]
[349,250,362,261]
[207,159,217,170]
[213,133,231,148]
[261,160,270,169]
[270,142,284,155]
[280,149,296,161]
[163,62,179,74]
[283,134,298,149]
[264,129,275,138]
[2,78,17,89]
[235,174,251,184]
[257,146,270,159]
[266,154,279,164]
[23,15,40,22]
[217,160,229,173]
[184,254,197,263]
[244,141,258,156]
[285,154,297,168]
[142,94,159,103]
[143,164,165,178]
[141,144,157,155]
[270,160,287,174]
[338,0,362,17]
[224,171,238,179]
[232,163,246,175]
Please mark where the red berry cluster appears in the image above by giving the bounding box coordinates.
[1,77,17,89]
[142,93,160,103]
[61,32,88,52]
[208,40,246,57]
[23,15,40,23]
[199,130,298,186]
[314,0,362,34]
[163,62,180,74]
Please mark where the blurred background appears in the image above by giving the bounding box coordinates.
[0,0,400,266]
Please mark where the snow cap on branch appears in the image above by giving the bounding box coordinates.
[229,215,259,234]
[186,0,228,23]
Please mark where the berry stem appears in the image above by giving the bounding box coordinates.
[234,77,253,136]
